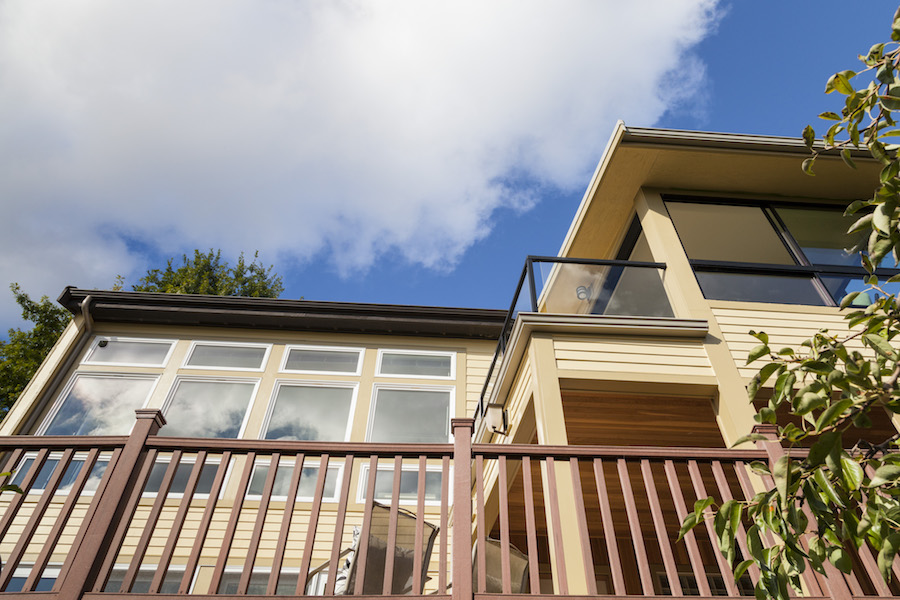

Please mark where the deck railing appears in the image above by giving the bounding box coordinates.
[0,415,892,599]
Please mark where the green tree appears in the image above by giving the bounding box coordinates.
[0,284,71,412]
[131,249,283,297]
[679,9,900,599]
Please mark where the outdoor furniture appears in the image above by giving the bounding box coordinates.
[473,537,530,594]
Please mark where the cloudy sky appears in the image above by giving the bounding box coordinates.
[0,1,894,330]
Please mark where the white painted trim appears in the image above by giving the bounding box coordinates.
[366,383,455,443]
[181,340,272,372]
[375,348,456,380]
[260,380,359,442]
[82,336,177,368]
[279,344,364,376]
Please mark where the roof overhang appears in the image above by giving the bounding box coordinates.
[58,288,506,340]
[559,122,883,259]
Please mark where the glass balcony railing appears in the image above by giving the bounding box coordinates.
[478,256,671,420]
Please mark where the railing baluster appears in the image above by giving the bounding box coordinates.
[521,456,540,594]
[664,459,711,596]
[545,457,569,594]
[269,453,303,595]
[122,450,183,592]
[475,454,487,593]
[352,455,379,595]
[179,451,231,594]
[209,451,256,594]
[413,454,427,595]
[439,455,450,593]
[617,458,653,594]
[641,459,682,595]
[239,452,281,594]
[593,458,625,595]
[383,455,403,595]
[325,455,355,596]
[0,448,49,540]
[569,457,597,595]
[498,455,512,594]
[0,448,24,489]
[299,453,330,595]
[152,451,208,593]
[688,459,739,596]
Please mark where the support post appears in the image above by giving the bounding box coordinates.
[56,409,166,600]
[452,418,474,600]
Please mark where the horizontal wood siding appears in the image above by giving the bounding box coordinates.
[553,337,713,378]
[466,351,494,419]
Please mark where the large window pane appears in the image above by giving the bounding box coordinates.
[359,467,444,504]
[368,388,450,443]
[265,384,354,441]
[696,272,827,305]
[378,352,453,378]
[143,459,218,495]
[666,202,795,264]
[776,207,863,266]
[283,347,361,373]
[12,456,108,494]
[820,276,900,306]
[247,462,340,500]
[160,380,256,438]
[83,338,173,366]
[43,375,156,436]
[185,343,268,370]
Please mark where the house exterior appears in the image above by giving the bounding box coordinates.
[0,123,898,599]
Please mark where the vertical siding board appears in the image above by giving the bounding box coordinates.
[352,455,379,595]
[151,451,208,593]
[616,458,653,595]
[569,457,597,595]
[545,457,568,594]
[439,455,450,593]
[663,459,711,596]
[298,454,330,595]
[238,452,281,595]
[209,451,256,595]
[179,451,231,594]
[27,448,102,593]
[413,455,427,595]
[593,458,625,595]
[0,448,74,591]
[498,455,512,594]
[122,450,183,593]
[640,459,682,595]
[521,456,540,595]
[92,447,159,593]
[382,455,403,595]
[324,455,355,596]
[688,460,739,596]
[475,454,487,593]
[268,453,304,596]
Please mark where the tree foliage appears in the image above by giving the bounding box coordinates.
[131,249,284,298]
[0,284,71,413]
[679,9,900,599]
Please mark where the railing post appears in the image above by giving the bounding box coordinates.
[452,418,474,600]
[752,424,853,600]
[56,408,165,600]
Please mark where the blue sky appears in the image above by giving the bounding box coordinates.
[1,1,897,331]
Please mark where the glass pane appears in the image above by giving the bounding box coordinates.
[219,572,297,595]
[248,464,339,499]
[819,276,900,306]
[369,389,450,443]
[361,469,443,503]
[284,348,360,373]
[84,339,172,365]
[265,385,353,441]
[379,352,452,377]
[186,344,267,369]
[297,465,339,499]
[535,262,673,317]
[776,206,864,266]
[145,459,217,494]
[666,202,795,264]
[696,272,827,305]
[160,380,255,438]
[44,375,155,436]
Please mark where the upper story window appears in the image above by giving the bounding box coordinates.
[376,350,455,379]
[665,197,900,306]
[262,382,356,441]
[41,373,158,436]
[159,377,258,438]
[280,345,363,375]
[83,337,175,367]
[182,341,270,371]
[367,385,452,443]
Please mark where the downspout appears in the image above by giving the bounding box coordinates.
[17,295,94,434]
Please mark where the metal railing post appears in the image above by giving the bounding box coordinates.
[451,418,474,600]
[55,409,165,600]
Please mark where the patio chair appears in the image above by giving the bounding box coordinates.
[473,537,530,594]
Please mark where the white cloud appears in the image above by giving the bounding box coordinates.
[0,0,719,324]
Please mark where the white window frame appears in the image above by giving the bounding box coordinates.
[246,457,343,502]
[356,462,450,507]
[161,375,261,440]
[261,380,358,442]
[140,454,224,499]
[181,340,272,372]
[375,349,456,380]
[82,336,177,368]
[10,451,113,496]
[279,344,364,376]
[366,383,455,443]
[37,372,160,436]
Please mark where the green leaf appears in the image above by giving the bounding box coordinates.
[734,559,755,582]
[677,512,700,542]
[878,533,900,582]
[847,212,872,234]
[802,157,816,176]
[815,399,854,432]
[829,546,853,574]
[747,344,770,365]
[870,463,900,486]
[774,371,796,401]
[731,433,768,447]
[803,125,815,150]
[814,468,845,508]
[864,333,897,359]
[819,111,841,121]
[795,391,826,415]
[758,362,782,385]
[750,330,769,344]
[840,291,861,308]
[808,431,842,466]
[841,148,857,169]
[773,455,791,503]
[840,456,864,491]
[874,202,892,233]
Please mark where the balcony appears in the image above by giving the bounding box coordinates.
[0,412,892,599]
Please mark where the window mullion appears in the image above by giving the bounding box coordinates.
[765,206,837,306]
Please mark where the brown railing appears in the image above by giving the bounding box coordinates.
[0,414,893,599]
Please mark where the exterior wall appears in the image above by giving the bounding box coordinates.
[553,335,713,379]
